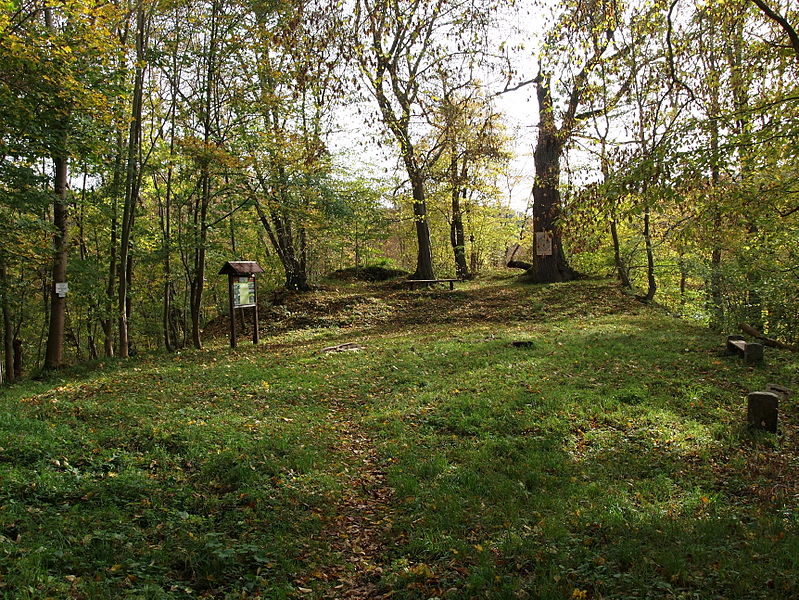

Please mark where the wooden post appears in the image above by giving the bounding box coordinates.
[252,281,259,345]
[228,274,237,348]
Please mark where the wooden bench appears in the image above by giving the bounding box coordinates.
[403,278,460,290]
[726,335,764,365]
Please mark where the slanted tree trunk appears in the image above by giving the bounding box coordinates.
[253,199,311,291]
[748,0,799,62]
[355,1,438,282]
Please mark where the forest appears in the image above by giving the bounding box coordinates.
[1,2,799,598]
[0,0,798,375]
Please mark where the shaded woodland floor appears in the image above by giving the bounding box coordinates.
[1,276,797,599]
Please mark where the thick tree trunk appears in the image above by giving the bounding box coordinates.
[254,197,311,291]
[524,77,575,284]
[408,172,434,280]
[44,156,69,370]
[13,338,21,378]
[525,139,574,282]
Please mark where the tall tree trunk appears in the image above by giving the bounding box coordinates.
[44,156,69,369]
[77,176,99,361]
[103,132,124,358]
[609,217,631,288]
[161,7,181,353]
[408,170,435,280]
[162,150,175,352]
[1,257,14,383]
[640,204,657,303]
[118,0,146,358]
[726,14,762,329]
[525,76,575,283]
[189,0,219,349]
[706,29,724,331]
[43,6,69,370]
[449,157,470,280]
[190,175,209,349]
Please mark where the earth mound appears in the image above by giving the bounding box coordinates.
[328,265,409,282]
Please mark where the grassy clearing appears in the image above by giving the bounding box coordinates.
[1,277,797,599]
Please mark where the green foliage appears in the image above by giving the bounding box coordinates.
[1,279,797,598]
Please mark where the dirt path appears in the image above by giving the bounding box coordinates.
[307,412,399,599]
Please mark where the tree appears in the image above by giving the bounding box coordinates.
[429,81,509,279]
[351,0,489,280]
[0,0,121,369]
[748,0,799,62]
[237,0,342,291]
[512,0,628,283]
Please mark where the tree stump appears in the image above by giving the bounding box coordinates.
[747,391,779,433]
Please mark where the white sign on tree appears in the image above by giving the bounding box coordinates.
[535,231,553,257]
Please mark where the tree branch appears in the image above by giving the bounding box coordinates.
[749,0,799,61]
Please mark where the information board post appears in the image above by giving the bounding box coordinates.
[228,274,237,348]
[251,285,259,345]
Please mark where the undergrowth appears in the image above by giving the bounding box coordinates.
[1,278,796,599]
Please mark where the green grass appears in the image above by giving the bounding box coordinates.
[1,278,797,599]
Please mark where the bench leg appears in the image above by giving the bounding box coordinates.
[449,281,454,290]
[744,343,764,365]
